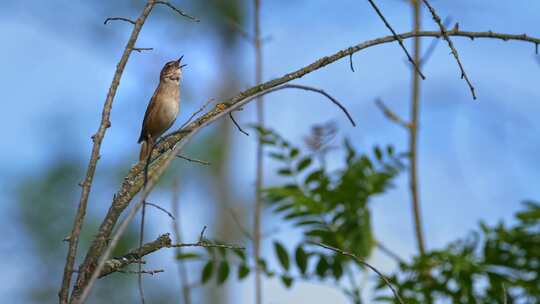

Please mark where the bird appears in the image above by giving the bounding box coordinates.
[138,56,186,162]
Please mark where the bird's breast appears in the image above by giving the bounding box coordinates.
[159,95,179,124]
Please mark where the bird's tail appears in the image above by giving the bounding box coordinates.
[139,137,154,162]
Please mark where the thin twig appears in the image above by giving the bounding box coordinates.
[104,17,136,25]
[132,47,154,52]
[176,154,211,165]
[61,2,157,303]
[73,28,540,304]
[375,98,411,129]
[229,112,250,136]
[180,98,214,129]
[118,269,165,275]
[421,0,476,99]
[170,242,245,250]
[349,53,355,72]
[171,177,192,304]
[315,243,404,304]
[366,0,425,80]
[264,84,356,127]
[138,138,157,304]
[224,17,254,43]
[375,241,406,265]
[198,226,208,242]
[146,202,175,220]
[228,208,253,240]
[154,1,200,22]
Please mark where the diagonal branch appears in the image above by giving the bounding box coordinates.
[366,0,426,80]
[72,29,540,304]
[67,1,199,302]
[421,0,476,99]
[59,2,157,303]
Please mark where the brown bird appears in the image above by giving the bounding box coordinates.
[138,56,186,161]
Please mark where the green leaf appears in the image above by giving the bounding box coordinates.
[280,275,294,288]
[297,157,312,172]
[238,264,250,279]
[295,246,308,274]
[217,261,230,285]
[232,248,246,261]
[278,168,293,176]
[176,252,201,260]
[274,241,290,271]
[374,146,383,161]
[201,261,214,283]
[344,138,356,164]
[269,152,286,160]
[304,169,324,185]
[332,259,344,280]
[261,138,276,146]
[316,256,329,277]
[290,148,300,159]
[217,246,227,257]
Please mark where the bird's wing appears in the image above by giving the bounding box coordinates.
[138,85,161,143]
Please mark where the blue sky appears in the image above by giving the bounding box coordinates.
[1,0,539,303]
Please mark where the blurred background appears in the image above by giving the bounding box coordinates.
[1,0,539,303]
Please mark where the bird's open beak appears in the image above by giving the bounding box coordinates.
[178,55,187,68]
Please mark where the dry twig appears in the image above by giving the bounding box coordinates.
[146,202,175,220]
[132,47,154,52]
[176,154,211,165]
[229,112,250,136]
[366,0,425,79]
[154,1,200,22]
[180,98,214,129]
[421,0,476,99]
[104,17,136,25]
[171,178,192,304]
[375,99,411,129]
[118,269,164,275]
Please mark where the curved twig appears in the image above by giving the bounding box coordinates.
[155,1,200,22]
[229,112,250,136]
[146,202,175,220]
[268,84,356,127]
[315,242,405,304]
[180,98,214,129]
[104,17,136,25]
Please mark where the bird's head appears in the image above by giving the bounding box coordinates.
[160,56,187,82]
